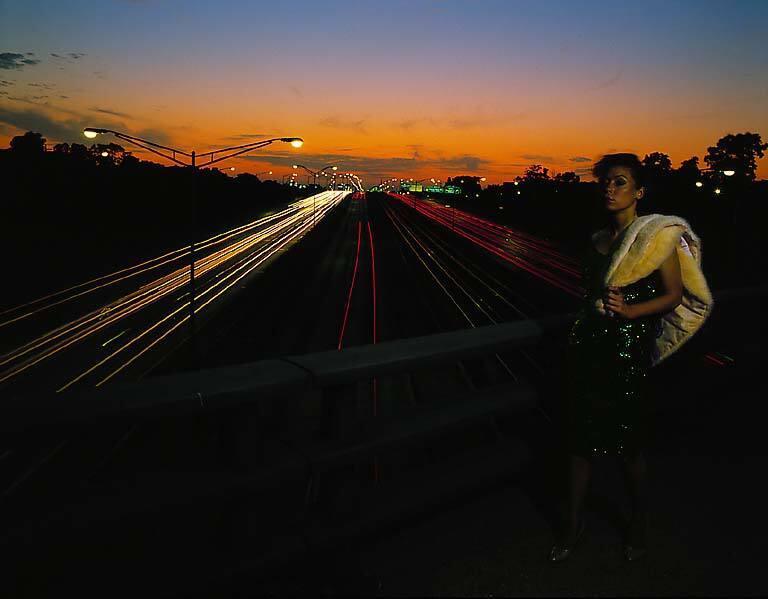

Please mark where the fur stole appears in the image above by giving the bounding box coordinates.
[592,214,713,365]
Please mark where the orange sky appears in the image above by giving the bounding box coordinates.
[2,1,766,183]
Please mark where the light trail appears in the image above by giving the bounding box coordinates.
[382,197,557,389]
[388,193,583,297]
[1,191,350,392]
[338,221,363,351]
[0,207,300,328]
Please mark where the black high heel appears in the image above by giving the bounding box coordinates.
[548,517,586,562]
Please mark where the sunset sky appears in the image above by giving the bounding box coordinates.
[2,0,767,184]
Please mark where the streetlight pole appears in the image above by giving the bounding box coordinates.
[83,127,303,368]
[293,164,338,225]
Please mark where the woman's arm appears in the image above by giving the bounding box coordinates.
[604,247,683,319]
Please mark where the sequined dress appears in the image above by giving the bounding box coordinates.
[566,239,663,459]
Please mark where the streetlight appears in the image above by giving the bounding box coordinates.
[82,127,303,366]
[696,167,736,188]
[293,163,337,187]
[293,164,338,226]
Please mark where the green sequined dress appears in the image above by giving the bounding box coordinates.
[566,241,663,459]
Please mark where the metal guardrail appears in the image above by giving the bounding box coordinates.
[3,286,765,436]
[0,313,574,435]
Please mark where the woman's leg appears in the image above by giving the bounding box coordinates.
[566,453,592,540]
[621,451,649,545]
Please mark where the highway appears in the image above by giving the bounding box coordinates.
[0,191,350,396]
[162,191,585,396]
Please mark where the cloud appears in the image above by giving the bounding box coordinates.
[243,149,491,182]
[521,154,556,163]
[219,133,271,141]
[287,85,303,99]
[90,106,132,119]
[393,117,435,131]
[0,104,165,148]
[573,166,595,176]
[569,156,592,163]
[0,80,13,87]
[0,52,41,70]
[93,70,108,79]
[28,82,55,89]
[319,115,367,134]
[49,52,86,64]
[0,105,94,141]
[432,154,490,171]
[134,128,173,146]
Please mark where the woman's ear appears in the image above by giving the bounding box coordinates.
[636,186,645,200]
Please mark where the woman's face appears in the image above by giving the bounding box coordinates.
[599,166,644,213]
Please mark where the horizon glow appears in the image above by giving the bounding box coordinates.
[1,0,767,183]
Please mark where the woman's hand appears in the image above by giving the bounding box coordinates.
[603,286,636,319]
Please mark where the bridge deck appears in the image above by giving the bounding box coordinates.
[248,331,766,597]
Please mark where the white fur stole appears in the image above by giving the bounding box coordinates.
[592,214,714,365]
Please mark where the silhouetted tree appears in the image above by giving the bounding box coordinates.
[53,142,70,154]
[678,156,700,178]
[10,131,46,155]
[642,152,673,178]
[552,171,580,184]
[120,153,140,168]
[522,164,550,182]
[69,143,92,161]
[90,142,126,165]
[704,132,767,181]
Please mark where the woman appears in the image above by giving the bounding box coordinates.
[548,153,713,562]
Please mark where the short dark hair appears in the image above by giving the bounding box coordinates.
[592,153,646,190]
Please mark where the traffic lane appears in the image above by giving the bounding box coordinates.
[155,192,359,369]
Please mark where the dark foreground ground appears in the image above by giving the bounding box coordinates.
[239,296,766,598]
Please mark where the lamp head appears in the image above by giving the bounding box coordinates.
[83,127,108,139]
[280,137,304,148]
[723,170,735,177]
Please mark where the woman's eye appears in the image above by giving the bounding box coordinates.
[616,180,625,186]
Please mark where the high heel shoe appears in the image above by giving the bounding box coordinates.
[548,517,586,562]
[623,512,648,561]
